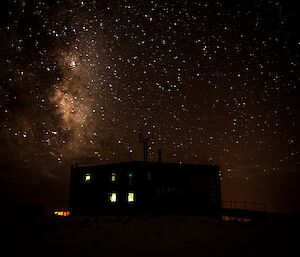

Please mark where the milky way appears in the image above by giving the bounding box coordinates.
[0,0,299,212]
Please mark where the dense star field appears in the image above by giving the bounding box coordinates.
[0,0,299,213]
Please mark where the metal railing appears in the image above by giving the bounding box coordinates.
[222,201,267,212]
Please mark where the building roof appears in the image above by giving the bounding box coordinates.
[72,161,219,175]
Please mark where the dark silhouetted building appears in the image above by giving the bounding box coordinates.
[69,161,221,217]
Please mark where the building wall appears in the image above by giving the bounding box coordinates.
[69,162,221,217]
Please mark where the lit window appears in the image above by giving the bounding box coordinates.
[111,172,116,182]
[85,173,91,182]
[54,211,70,216]
[127,192,135,203]
[109,192,117,203]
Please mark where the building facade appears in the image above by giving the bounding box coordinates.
[69,161,221,217]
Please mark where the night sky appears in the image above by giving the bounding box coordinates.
[0,0,299,213]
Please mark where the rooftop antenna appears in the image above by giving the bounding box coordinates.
[138,129,154,162]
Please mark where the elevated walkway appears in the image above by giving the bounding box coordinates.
[221,201,268,222]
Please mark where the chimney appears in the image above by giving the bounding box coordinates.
[158,149,162,162]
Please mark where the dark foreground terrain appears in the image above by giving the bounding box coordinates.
[1,214,299,257]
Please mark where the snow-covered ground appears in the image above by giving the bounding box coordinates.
[2,214,299,257]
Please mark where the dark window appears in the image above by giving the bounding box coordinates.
[111,172,116,182]
[147,172,151,181]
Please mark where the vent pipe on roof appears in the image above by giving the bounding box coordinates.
[158,149,162,162]
[138,130,153,162]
